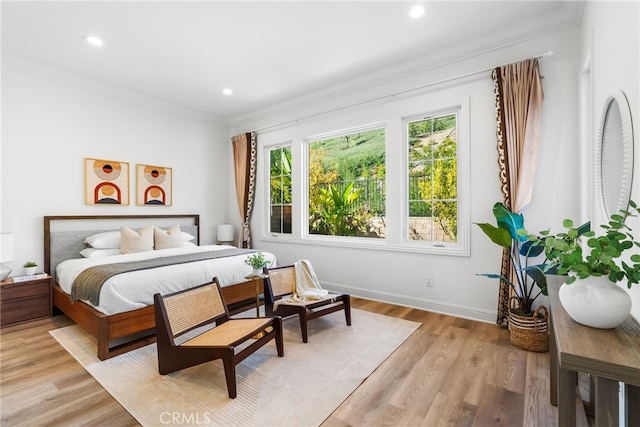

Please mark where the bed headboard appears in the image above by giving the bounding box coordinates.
[44,214,200,282]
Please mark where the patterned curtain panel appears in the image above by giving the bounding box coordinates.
[492,59,544,326]
[232,131,257,249]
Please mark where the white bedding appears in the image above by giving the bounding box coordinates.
[56,245,276,315]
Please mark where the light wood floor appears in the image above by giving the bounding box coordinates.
[0,298,579,426]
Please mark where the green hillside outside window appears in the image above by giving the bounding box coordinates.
[407,113,458,243]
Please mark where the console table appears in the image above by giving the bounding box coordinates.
[548,279,640,426]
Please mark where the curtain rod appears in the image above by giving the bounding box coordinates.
[253,51,554,134]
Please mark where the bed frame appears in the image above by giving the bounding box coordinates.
[44,215,260,360]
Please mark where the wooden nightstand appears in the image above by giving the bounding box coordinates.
[0,274,52,327]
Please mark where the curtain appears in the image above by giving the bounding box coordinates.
[492,58,544,326]
[232,131,257,249]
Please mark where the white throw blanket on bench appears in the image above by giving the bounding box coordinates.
[273,260,330,309]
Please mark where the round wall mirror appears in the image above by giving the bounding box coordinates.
[597,91,634,218]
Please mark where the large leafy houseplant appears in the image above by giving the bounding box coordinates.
[476,203,547,315]
[537,200,640,287]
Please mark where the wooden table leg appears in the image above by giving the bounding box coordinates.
[594,377,618,427]
[255,278,261,316]
[626,384,640,425]
[584,375,595,417]
[550,318,558,406]
[558,367,577,426]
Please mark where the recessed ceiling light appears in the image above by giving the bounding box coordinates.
[409,5,425,18]
[222,88,233,96]
[83,35,104,47]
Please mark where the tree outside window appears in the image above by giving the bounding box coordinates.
[408,113,458,242]
[269,146,292,234]
[308,128,386,238]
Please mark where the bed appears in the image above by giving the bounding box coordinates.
[44,215,275,360]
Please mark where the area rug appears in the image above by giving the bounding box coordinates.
[50,308,419,427]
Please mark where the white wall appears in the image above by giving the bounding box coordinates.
[230,28,581,323]
[1,65,231,275]
[6,3,635,325]
[580,0,640,321]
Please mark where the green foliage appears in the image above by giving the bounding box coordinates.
[244,252,271,269]
[476,203,547,315]
[23,261,37,268]
[309,183,377,237]
[536,200,640,287]
[310,129,385,181]
[308,130,384,238]
[269,147,292,205]
[308,147,340,218]
[409,116,458,240]
[409,115,456,140]
[303,117,459,241]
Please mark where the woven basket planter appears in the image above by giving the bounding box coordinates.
[508,305,549,353]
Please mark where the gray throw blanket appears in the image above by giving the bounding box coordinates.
[70,248,255,306]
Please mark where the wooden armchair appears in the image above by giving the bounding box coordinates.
[153,278,284,398]
[264,264,351,343]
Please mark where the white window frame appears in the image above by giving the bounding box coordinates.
[303,123,388,243]
[264,142,293,237]
[259,98,470,257]
[401,98,470,256]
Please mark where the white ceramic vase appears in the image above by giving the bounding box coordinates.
[252,268,263,276]
[24,266,37,275]
[558,275,632,329]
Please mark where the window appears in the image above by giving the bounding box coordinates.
[261,98,469,256]
[307,127,386,238]
[407,112,458,243]
[268,145,292,234]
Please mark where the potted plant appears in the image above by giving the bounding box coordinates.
[535,200,640,328]
[245,252,271,276]
[23,261,38,275]
[476,202,549,352]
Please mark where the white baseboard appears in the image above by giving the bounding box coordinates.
[322,281,497,324]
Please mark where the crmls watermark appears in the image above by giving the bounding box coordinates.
[159,412,212,425]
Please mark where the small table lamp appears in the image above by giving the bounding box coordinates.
[217,224,234,245]
[0,233,15,281]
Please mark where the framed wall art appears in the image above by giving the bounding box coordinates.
[136,164,172,206]
[84,158,130,205]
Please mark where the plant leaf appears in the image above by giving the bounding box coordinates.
[576,221,591,236]
[492,203,526,241]
[520,239,544,257]
[476,222,512,248]
[476,273,517,290]
[525,264,548,296]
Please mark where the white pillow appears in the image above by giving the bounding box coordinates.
[181,231,196,242]
[80,248,122,258]
[120,226,154,254]
[84,231,121,249]
[154,225,183,250]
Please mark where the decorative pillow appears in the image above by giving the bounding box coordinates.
[84,231,121,249]
[120,226,154,254]
[154,225,183,250]
[181,231,196,242]
[80,248,122,258]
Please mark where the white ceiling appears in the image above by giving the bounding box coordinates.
[1,1,583,122]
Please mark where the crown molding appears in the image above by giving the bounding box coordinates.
[2,54,226,126]
[229,1,584,133]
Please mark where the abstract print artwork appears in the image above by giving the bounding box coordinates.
[85,158,130,205]
[136,164,172,206]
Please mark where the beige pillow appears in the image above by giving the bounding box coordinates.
[154,224,183,250]
[120,226,154,254]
